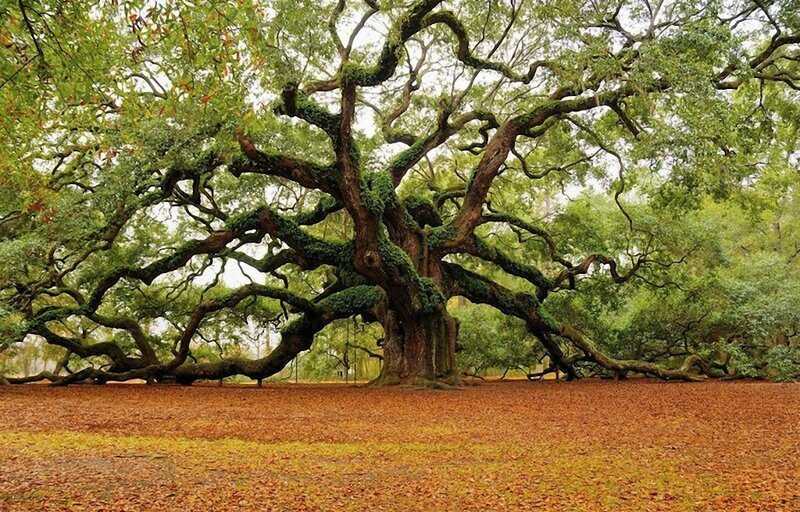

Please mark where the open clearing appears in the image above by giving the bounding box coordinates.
[0,380,798,511]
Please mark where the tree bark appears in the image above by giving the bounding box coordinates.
[373,306,460,386]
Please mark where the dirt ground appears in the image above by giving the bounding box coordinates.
[0,379,798,511]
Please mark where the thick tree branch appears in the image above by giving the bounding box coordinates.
[232,135,338,195]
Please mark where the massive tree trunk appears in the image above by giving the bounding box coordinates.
[366,231,462,386]
[374,305,459,386]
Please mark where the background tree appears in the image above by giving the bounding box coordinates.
[0,0,798,385]
[546,185,800,380]
[453,303,544,378]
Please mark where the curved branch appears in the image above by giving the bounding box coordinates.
[337,0,444,87]
[232,135,338,195]
[421,11,552,84]
[551,253,643,290]
[480,213,572,268]
[386,110,498,186]
[443,262,708,381]
[454,236,553,296]
[442,262,575,379]
[557,324,707,381]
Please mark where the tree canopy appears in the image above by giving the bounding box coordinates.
[1,0,798,386]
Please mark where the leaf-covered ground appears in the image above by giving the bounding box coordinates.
[0,380,798,511]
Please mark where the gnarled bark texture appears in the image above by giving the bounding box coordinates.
[374,304,459,386]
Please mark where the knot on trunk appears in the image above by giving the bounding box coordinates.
[361,249,381,270]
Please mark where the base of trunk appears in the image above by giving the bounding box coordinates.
[373,308,462,387]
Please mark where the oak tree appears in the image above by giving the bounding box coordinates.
[1,0,798,385]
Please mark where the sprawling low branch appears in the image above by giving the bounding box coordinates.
[443,262,708,381]
[171,285,383,383]
[442,262,576,378]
